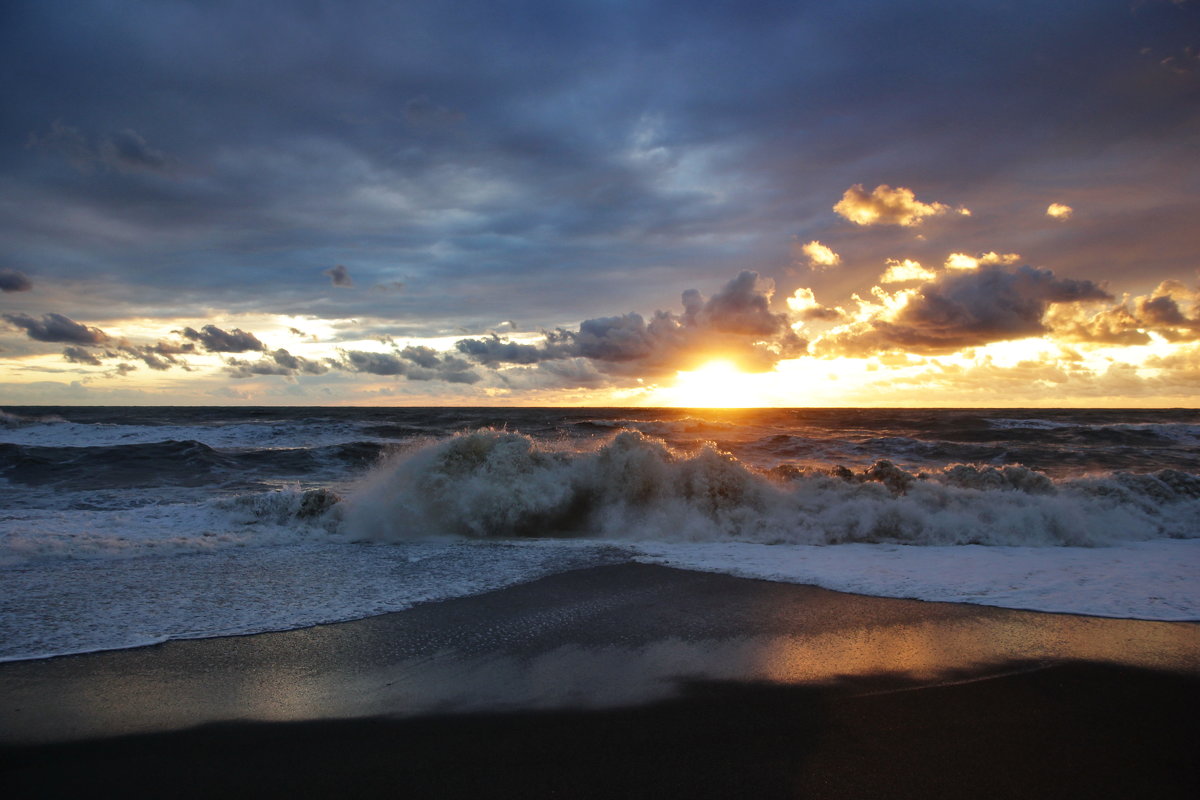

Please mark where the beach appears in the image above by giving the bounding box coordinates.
[3,563,1198,798]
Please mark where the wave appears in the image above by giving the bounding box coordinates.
[0,409,65,429]
[984,417,1200,447]
[339,430,1200,547]
[0,416,396,450]
[0,439,389,489]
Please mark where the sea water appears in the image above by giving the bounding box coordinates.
[2,406,1198,661]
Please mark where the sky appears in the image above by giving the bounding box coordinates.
[1,0,1198,407]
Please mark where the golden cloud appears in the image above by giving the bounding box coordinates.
[944,251,1021,270]
[833,184,964,226]
[801,240,841,268]
[880,258,937,284]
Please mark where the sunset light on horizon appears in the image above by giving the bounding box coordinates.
[2,1,1197,408]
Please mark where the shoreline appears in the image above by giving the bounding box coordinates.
[3,563,1199,796]
[2,563,1197,738]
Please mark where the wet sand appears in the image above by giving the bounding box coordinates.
[2,563,1198,797]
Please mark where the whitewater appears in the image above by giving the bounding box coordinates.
[2,406,1198,662]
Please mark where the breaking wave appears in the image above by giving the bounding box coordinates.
[341,430,1200,547]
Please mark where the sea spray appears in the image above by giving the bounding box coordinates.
[341,429,1200,546]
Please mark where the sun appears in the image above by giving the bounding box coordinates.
[659,360,763,408]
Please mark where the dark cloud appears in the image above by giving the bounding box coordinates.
[0,269,32,292]
[324,265,354,288]
[100,129,170,174]
[120,340,195,371]
[456,335,566,366]
[457,271,805,376]
[340,347,480,383]
[62,345,104,365]
[821,265,1111,355]
[3,312,109,345]
[27,121,172,175]
[180,324,266,353]
[0,0,1192,330]
[57,338,194,371]
[225,349,330,379]
[268,348,329,375]
[403,95,465,127]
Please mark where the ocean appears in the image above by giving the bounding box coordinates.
[2,406,1198,662]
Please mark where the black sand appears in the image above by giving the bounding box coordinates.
[2,564,1198,798]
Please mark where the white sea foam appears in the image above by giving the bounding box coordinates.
[342,430,1200,546]
[3,534,1196,663]
[0,540,622,662]
[0,488,341,566]
[631,539,1200,621]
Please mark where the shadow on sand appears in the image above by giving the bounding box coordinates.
[3,661,1197,799]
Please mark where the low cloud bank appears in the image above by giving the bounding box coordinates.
[455,271,806,378]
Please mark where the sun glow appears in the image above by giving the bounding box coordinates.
[657,360,765,408]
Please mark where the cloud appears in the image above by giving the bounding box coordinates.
[180,324,266,353]
[456,271,806,376]
[880,258,936,284]
[3,1,1195,407]
[944,252,1022,270]
[27,121,172,175]
[833,184,962,227]
[403,95,465,127]
[800,240,841,269]
[819,265,1110,355]
[1159,45,1199,76]
[2,312,110,345]
[120,340,195,371]
[225,348,332,379]
[109,363,138,378]
[62,345,104,365]
[455,335,554,365]
[0,269,32,292]
[56,338,195,371]
[1045,280,1200,345]
[339,347,480,383]
[1047,203,1074,220]
[786,287,844,322]
[324,265,354,288]
[495,357,611,390]
[99,129,170,174]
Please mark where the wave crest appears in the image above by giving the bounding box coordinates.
[340,429,1200,546]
